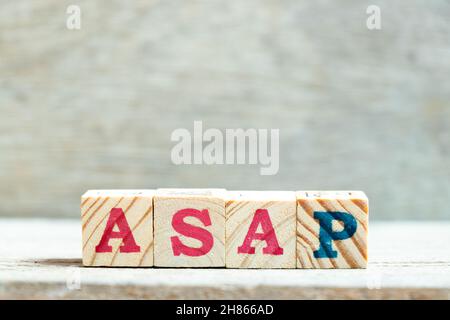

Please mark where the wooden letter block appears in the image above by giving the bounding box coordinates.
[81,190,155,267]
[296,191,368,268]
[226,191,296,268]
[153,188,226,267]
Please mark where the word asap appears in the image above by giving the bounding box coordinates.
[81,189,368,268]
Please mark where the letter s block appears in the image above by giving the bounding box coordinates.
[81,190,155,267]
[226,191,296,268]
[296,191,369,268]
[153,189,226,267]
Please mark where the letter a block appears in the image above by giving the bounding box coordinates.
[81,190,155,267]
[296,191,368,268]
[153,189,226,267]
[226,191,296,268]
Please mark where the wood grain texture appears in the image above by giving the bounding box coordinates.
[153,188,226,267]
[1,219,449,299]
[226,191,296,268]
[1,1,449,221]
[81,189,154,267]
[296,191,368,269]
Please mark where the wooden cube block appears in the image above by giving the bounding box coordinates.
[226,191,296,268]
[81,190,155,267]
[296,191,369,268]
[153,188,226,267]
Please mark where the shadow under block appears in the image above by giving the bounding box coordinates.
[226,191,296,268]
[153,188,226,267]
[296,191,368,269]
[81,190,155,267]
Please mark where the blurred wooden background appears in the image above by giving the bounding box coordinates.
[0,0,449,219]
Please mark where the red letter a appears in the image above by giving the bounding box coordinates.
[171,208,214,257]
[95,208,141,253]
[237,209,283,255]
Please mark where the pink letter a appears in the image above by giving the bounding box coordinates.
[237,209,283,255]
[95,208,140,253]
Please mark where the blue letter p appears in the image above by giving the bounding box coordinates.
[313,211,357,259]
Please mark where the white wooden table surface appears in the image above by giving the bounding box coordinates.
[0,219,449,299]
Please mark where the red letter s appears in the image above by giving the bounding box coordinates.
[170,208,214,257]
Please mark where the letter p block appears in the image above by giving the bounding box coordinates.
[296,191,368,268]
